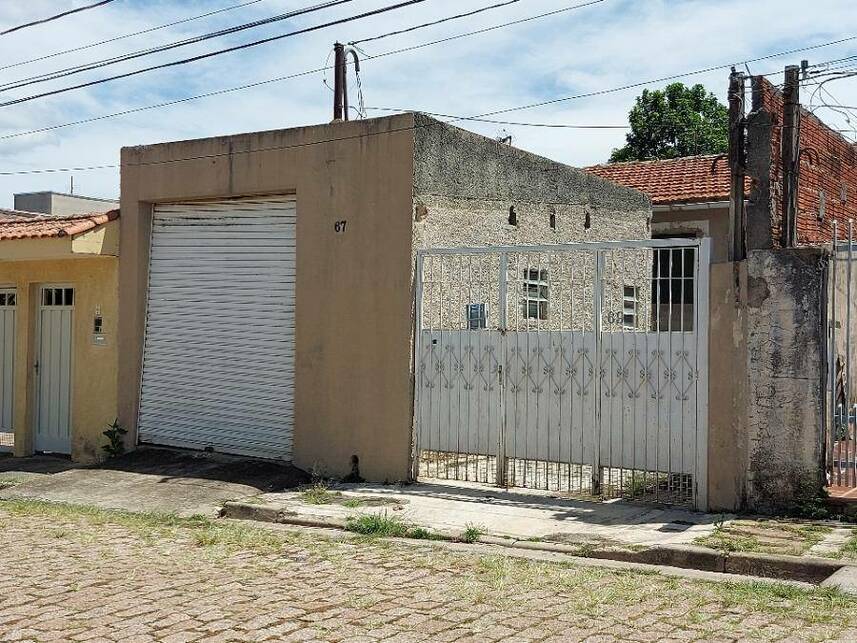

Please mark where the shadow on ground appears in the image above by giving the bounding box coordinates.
[0,448,310,517]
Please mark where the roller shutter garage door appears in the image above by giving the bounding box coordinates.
[138,197,296,459]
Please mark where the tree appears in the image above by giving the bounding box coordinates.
[609,82,728,163]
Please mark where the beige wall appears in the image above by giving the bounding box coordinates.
[0,255,118,462]
[707,261,748,511]
[652,205,730,263]
[119,115,417,482]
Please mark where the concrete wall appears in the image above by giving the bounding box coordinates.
[707,261,748,511]
[744,248,827,512]
[652,205,730,264]
[0,255,118,462]
[119,115,417,482]
[411,116,652,333]
[14,192,118,216]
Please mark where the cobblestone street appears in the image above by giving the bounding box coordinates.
[1,501,856,642]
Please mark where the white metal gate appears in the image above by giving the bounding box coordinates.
[0,288,15,451]
[413,239,710,509]
[138,197,297,460]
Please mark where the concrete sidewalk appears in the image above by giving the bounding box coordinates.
[0,448,308,518]
[234,479,728,546]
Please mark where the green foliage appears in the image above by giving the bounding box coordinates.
[101,419,127,459]
[609,83,728,162]
[461,523,484,543]
[300,483,337,505]
[345,512,442,540]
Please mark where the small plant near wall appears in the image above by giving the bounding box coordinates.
[101,419,127,459]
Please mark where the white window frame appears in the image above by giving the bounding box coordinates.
[622,285,639,330]
[465,303,488,330]
[523,268,549,321]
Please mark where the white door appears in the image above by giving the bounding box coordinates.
[138,197,297,460]
[35,286,74,453]
[0,289,15,451]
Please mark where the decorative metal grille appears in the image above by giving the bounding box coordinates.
[414,240,710,509]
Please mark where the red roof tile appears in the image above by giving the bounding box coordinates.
[0,209,119,241]
[585,154,732,206]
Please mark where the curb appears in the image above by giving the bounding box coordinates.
[221,501,849,585]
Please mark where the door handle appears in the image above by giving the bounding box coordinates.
[33,361,39,374]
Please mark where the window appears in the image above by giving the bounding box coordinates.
[43,287,74,307]
[523,268,549,320]
[622,285,638,329]
[0,291,14,307]
[466,303,487,330]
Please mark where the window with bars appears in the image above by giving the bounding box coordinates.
[522,268,549,320]
[0,292,15,307]
[466,303,487,330]
[43,287,74,307]
[623,285,639,329]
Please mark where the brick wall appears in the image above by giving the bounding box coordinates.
[753,76,857,246]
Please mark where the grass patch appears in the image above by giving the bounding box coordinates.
[837,530,857,559]
[708,579,855,625]
[342,498,364,509]
[0,499,302,553]
[694,520,831,556]
[0,475,30,491]
[461,523,484,543]
[345,512,442,540]
[300,483,339,505]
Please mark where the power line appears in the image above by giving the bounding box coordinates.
[0,0,609,140]
[364,107,629,128]
[1,1,118,37]
[0,0,266,73]
[0,54,847,178]
[349,0,525,45]
[0,0,853,144]
[0,0,359,93]
[0,0,430,109]
[466,45,857,121]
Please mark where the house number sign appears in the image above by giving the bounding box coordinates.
[334,220,348,234]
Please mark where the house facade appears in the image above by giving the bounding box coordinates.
[586,154,733,263]
[0,211,119,461]
[118,113,650,482]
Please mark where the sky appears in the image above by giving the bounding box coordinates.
[0,0,857,208]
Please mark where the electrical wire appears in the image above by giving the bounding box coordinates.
[364,107,629,128]
[0,0,431,110]
[0,0,266,73]
[1,0,117,37]
[0,55,842,178]
[0,0,359,93]
[0,8,854,143]
[349,0,526,45]
[0,0,614,140]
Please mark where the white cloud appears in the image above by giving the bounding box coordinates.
[0,0,856,207]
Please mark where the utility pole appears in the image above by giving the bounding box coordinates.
[333,42,347,122]
[781,64,801,247]
[727,68,746,260]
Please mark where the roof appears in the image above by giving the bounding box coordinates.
[0,208,40,221]
[585,154,732,206]
[0,209,119,241]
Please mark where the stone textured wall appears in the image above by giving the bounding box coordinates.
[412,115,654,332]
[744,247,827,512]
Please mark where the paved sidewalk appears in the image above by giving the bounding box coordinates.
[0,449,307,518]
[1,501,856,642]
[247,480,728,546]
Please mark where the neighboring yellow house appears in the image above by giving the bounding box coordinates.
[0,210,119,462]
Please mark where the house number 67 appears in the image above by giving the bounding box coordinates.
[334,220,347,233]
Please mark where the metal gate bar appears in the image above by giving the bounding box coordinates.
[413,238,710,509]
[828,220,857,489]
